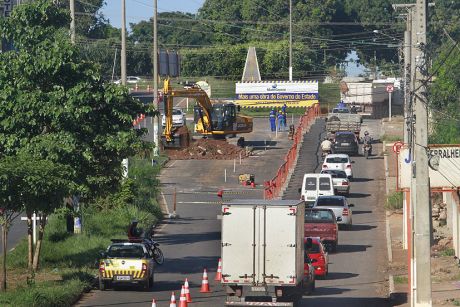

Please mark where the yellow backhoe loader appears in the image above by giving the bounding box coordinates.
[162,79,253,148]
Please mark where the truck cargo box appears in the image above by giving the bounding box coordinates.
[221,200,306,306]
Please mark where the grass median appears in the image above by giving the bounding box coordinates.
[0,156,165,307]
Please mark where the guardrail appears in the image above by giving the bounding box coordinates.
[263,104,320,200]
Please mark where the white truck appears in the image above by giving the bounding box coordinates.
[221,200,312,306]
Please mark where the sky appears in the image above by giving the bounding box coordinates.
[101,0,205,29]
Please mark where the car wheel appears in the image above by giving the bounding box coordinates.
[311,280,316,292]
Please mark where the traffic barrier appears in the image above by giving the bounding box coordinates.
[151,298,157,307]
[215,258,223,281]
[169,292,177,307]
[179,285,188,307]
[264,104,320,200]
[184,278,193,303]
[199,268,211,293]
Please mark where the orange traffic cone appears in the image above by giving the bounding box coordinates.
[179,285,188,307]
[215,258,223,281]
[169,292,177,307]
[200,268,211,293]
[151,298,157,307]
[184,278,192,303]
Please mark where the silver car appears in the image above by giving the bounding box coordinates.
[313,196,354,230]
[320,169,350,195]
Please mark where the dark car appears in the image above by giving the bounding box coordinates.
[333,131,359,156]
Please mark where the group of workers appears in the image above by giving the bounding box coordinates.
[269,104,288,132]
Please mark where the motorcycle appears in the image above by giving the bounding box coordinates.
[363,143,372,159]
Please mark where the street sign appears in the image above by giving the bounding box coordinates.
[392,141,404,153]
[386,84,394,93]
[398,145,460,189]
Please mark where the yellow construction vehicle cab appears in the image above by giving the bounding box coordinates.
[162,79,253,148]
[98,241,154,291]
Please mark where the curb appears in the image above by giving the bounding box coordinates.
[383,139,396,301]
[386,211,393,263]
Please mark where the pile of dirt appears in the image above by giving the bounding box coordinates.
[166,138,246,160]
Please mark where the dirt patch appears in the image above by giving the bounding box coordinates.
[166,138,247,160]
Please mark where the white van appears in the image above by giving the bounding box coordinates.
[300,173,335,206]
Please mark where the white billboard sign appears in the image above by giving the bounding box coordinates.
[235,80,318,95]
[398,146,460,189]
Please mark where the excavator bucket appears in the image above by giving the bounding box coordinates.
[161,126,190,149]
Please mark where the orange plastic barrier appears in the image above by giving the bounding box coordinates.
[264,104,320,200]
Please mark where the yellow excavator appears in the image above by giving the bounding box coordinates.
[162,79,253,148]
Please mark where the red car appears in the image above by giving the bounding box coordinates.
[305,237,329,278]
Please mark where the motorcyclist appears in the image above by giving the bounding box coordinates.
[321,137,333,156]
[362,131,373,155]
[128,220,144,241]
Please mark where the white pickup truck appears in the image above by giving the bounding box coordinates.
[221,200,314,306]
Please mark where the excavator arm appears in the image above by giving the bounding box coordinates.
[163,79,214,142]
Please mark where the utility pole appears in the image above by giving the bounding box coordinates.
[288,0,293,81]
[153,0,159,156]
[403,13,411,144]
[70,0,75,44]
[413,0,432,305]
[121,0,127,86]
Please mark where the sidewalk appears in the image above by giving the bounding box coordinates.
[382,117,460,306]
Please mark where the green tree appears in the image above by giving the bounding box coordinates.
[0,0,152,271]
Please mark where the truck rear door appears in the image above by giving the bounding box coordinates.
[264,206,298,285]
[221,205,256,284]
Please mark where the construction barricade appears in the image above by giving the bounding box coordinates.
[263,103,320,200]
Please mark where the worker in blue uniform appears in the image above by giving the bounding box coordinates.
[269,109,276,132]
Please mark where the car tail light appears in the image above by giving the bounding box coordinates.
[342,181,349,186]
[99,262,105,273]
[142,263,147,272]
[343,208,349,216]
[323,164,328,168]
[346,164,351,169]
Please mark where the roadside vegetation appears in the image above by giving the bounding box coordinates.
[385,191,403,211]
[0,156,164,306]
[0,1,162,306]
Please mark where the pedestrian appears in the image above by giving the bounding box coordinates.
[269,108,276,132]
[282,103,287,114]
[277,111,285,131]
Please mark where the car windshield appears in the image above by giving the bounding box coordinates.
[335,134,355,142]
[107,245,145,258]
[305,242,321,253]
[172,109,182,115]
[304,177,317,191]
[333,108,350,114]
[305,210,334,223]
[326,157,349,163]
[316,197,345,207]
[322,170,347,179]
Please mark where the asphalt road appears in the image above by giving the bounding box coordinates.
[76,118,389,307]
[77,117,299,306]
[284,119,389,307]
